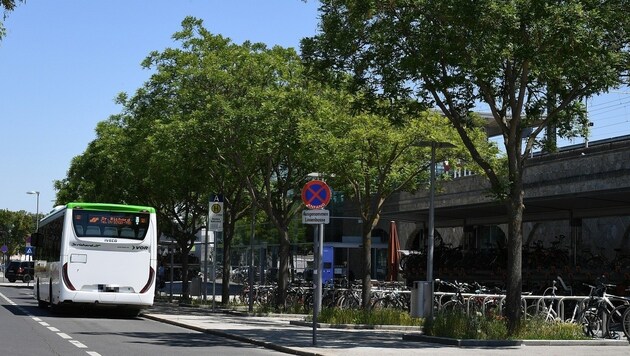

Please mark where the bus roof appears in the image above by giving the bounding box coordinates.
[67,202,156,214]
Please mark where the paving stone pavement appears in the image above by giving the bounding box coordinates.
[142,302,630,356]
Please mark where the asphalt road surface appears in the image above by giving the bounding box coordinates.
[0,284,282,356]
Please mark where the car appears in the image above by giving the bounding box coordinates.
[5,261,34,283]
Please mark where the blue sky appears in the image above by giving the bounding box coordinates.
[2,1,629,214]
[0,1,320,213]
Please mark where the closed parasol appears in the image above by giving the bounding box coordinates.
[386,220,401,281]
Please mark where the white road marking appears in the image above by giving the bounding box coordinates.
[1,291,101,356]
[69,340,89,348]
[57,332,72,339]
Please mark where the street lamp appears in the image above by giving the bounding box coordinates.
[26,191,40,232]
[414,141,455,320]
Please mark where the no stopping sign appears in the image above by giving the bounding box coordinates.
[301,180,331,209]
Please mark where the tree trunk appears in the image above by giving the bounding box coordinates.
[221,221,235,305]
[181,256,190,300]
[276,228,291,308]
[221,241,232,305]
[505,177,525,334]
[361,228,373,308]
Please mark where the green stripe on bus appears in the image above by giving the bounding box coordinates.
[66,202,156,213]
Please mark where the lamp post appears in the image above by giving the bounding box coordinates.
[414,141,454,320]
[26,191,40,232]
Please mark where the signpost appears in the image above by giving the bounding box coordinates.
[206,194,224,309]
[301,179,331,346]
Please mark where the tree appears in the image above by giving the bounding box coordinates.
[54,119,134,205]
[56,17,326,304]
[214,41,328,307]
[1,0,23,40]
[300,92,491,307]
[142,17,324,306]
[302,0,630,332]
[0,209,35,260]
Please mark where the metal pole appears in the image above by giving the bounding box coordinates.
[169,240,174,303]
[204,204,210,302]
[33,192,40,232]
[26,191,40,231]
[249,206,255,313]
[212,231,219,310]
[35,192,40,232]
[312,224,321,346]
[426,143,436,321]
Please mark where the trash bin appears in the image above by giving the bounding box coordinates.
[190,277,202,297]
[410,281,433,318]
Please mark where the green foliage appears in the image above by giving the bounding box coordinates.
[514,316,588,340]
[0,209,36,256]
[0,0,23,40]
[303,0,630,332]
[316,307,422,327]
[426,310,509,340]
[425,311,587,340]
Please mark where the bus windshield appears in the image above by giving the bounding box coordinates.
[72,210,150,240]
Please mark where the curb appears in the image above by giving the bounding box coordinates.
[143,314,324,356]
[402,333,630,347]
[290,320,421,331]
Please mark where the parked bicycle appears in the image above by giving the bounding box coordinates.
[579,280,630,339]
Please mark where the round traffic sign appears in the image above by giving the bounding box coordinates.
[301,180,331,209]
[211,203,222,214]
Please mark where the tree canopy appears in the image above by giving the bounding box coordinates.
[300,96,495,306]
[56,17,347,303]
[0,0,23,40]
[302,0,630,331]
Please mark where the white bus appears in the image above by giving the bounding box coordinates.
[32,202,157,315]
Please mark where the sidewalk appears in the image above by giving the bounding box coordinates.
[142,302,630,356]
[2,280,628,355]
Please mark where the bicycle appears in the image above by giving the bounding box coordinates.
[370,282,409,310]
[623,305,630,340]
[436,279,472,313]
[526,279,561,322]
[336,281,362,309]
[579,280,630,339]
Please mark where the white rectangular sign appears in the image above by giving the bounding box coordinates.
[302,209,329,224]
[209,195,224,232]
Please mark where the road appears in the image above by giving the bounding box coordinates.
[0,284,282,356]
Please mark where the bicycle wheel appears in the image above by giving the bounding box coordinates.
[606,304,627,339]
[371,297,390,310]
[525,302,550,321]
[440,300,465,314]
[579,308,604,338]
[622,306,630,340]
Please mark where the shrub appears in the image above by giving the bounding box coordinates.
[425,310,508,339]
[316,307,422,327]
[425,311,588,340]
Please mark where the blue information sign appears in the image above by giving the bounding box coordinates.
[25,246,35,255]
